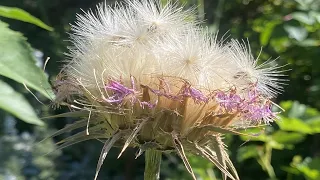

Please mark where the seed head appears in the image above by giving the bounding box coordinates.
[53,0,285,180]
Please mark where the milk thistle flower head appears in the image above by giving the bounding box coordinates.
[52,0,285,179]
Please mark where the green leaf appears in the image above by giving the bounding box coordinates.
[237,145,259,162]
[295,39,320,47]
[310,11,320,23]
[279,101,294,111]
[291,12,315,25]
[305,118,320,133]
[268,140,285,150]
[279,101,320,120]
[294,0,311,10]
[259,21,280,46]
[239,127,269,142]
[284,25,308,41]
[288,101,307,118]
[0,6,53,31]
[0,80,44,126]
[277,117,313,134]
[0,21,54,99]
[272,131,306,145]
[305,106,320,117]
[295,157,320,180]
[188,155,218,180]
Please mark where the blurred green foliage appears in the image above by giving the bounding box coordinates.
[0,0,319,179]
[236,101,320,180]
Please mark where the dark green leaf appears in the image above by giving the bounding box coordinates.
[0,6,53,31]
[0,21,55,99]
[237,145,259,162]
[0,80,44,125]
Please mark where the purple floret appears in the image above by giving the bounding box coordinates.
[216,91,242,111]
[104,80,135,104]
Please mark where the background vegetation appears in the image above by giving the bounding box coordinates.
[0,0,319,179]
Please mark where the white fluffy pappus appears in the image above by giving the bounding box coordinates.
[225,39,287,97]
[153,28,236,91]
[65,0,199,89]
[65,0,285,97]
[70,0,195,46]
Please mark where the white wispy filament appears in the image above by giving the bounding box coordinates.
[53,0,285,180]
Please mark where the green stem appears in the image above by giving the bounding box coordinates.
[144,149,162,180]
[258,145,276,179]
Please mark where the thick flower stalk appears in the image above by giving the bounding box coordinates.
[52,0,285,180]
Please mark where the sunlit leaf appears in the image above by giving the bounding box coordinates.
[305,118,320,133]
[277,117,312,134]
[291,12,315,25]
[41,111,89,119]
[288,101,307,118]
[296,39,320,47]
[295,157,320,180]
[294,0,311,10]
[272,131,306,145]
[0,6,53,31]
[0,80,44,126]
[268,140,285,150]
[304,106,320,117]
[279,101,293,111]
[281,166,301,175]
[0,21,55,99]
[260,20,280,46]
[284,25,308,41]
[239,127,268,142]
[310,11,320,23]
[279,101,320,120]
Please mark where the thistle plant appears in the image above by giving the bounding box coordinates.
[52,0,285,179]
